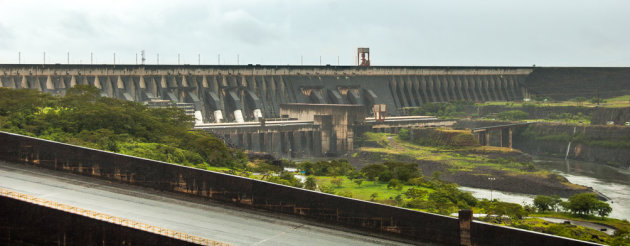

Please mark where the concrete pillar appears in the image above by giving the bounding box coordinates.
[258,133,265,152]
[485,131,490,146]
[438,76,450,101]
[304,131,313,157]
[272,132,282,157]
[312,131,322,157]
[251,133,261,152]
[264,133,273,153]
[346,128,354,152]
[459,210,472,246]
[509,128,513,149]
[291,131,302,158]
[416,76,429,104]
[243,133,250,150]
[425,76,437,102]
[314,115,333,156]
[281,132,290,158]
[474,77,486,102]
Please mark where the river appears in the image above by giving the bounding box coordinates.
[460,157,630,220]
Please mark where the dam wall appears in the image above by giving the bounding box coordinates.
[0,64,531,123]
[1,65,628,123]
[522,67,630,101]
[514,123,630,169]
[0,131,598,246]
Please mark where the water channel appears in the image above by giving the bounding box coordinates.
[460,157,630,220]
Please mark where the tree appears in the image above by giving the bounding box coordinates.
[398,128,410,140]
[304,176,317,190]
[404,188,427,199]
[497,110,529,121]
[573,97,587,106]
[387,179,403,190]
[534,195,561,212]
[353,179,364,187]
[595,202,612,218]
[566,193,611,217]
[395,194,403,205]
[331,177,344,187]
[361,164,387,181]
[488,201,527,219]
[370,192,379,201]
[378,170,393,182]
[338,191,353,198]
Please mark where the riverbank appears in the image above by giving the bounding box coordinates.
[348,132,592,198]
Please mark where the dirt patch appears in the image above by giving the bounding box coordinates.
[440,167,591,198]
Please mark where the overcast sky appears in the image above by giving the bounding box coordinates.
[0,0,628,66]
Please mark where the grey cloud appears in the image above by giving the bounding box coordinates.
[0,23,13,48]
[220,10,285,45]
[59,12,96,37]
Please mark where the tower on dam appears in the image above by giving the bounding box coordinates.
[0,64,535,124]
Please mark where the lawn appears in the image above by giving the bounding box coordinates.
[315,176,432,202]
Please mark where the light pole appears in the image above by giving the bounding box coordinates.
[488,177,496,201]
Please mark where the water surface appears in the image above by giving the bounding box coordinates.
[461,157,629,220]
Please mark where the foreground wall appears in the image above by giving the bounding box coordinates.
[0,131,598,246]
[0,192,201,245]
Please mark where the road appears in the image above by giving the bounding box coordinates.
[0,161,415,246]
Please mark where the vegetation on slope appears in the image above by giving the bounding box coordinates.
[0,86,244,169]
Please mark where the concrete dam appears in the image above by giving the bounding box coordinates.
[0,64,534,122]
[1,64,627,158]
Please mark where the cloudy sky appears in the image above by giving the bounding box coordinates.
[0,0,628,66]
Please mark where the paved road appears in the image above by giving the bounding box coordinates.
[0,161,414,246]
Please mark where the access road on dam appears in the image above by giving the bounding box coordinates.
[0,161,415,246]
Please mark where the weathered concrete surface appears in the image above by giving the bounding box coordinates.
[0,161,413,246]
[0,188,205,246]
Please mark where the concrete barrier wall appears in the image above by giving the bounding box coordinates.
[0,194,199,245]
[0,131,598,246]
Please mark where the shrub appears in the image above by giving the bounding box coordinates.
[398,128,410,140]
[304,176,317,190]
[331,177,344,187]
[497,110,529,121]
[387,179,403,190]
[297,159,355,176]
[404,188,427,199]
